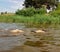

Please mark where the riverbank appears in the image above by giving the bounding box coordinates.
[0,14,60,28]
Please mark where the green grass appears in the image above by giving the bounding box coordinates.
[0,14,60,28]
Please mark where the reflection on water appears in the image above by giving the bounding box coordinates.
[0,23,60,52]
[0,36,26,50]
[24,41,46,47]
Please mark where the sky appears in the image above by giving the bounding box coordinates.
[0,0,25,13]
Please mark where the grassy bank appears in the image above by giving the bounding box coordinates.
[0,14,60,28]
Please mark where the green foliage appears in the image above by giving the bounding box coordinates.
[0,14,60,27]
[5,11,7,14]
[24,0,57,8]
[50,10,60,17]
[16,7,46,16]
[16,8,36,16]
[50,4,60,17]
[36,8,46,14]
[1,12,4,15]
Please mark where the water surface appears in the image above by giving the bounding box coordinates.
[0,23,60,52]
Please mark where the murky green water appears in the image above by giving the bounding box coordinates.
[0,23,60,52]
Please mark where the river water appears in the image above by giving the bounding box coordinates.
[0,23,60,52]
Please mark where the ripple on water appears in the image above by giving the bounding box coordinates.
[0,23,60,52]
[0,35,26,51]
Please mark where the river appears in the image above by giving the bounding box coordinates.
[0,23,60,52]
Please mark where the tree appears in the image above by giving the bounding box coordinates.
[1,12,4,15]
[24,0,58,8]
[5,11,7,14]
[24,0,41,8]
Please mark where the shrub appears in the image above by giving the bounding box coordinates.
[50,3,60,17]
[16,7,36,16]
[5,11,7,14]
[15,7,46,16]
[1,12,4,15]
[35,8,46,14]
[50,10,60,17]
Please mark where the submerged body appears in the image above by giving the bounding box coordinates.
[31,30,46,33]
[10,29,24,33]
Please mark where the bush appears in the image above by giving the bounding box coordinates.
[50,3,60,17]
[1,12,4,15]
[50,10,60,17]
[5,11,7,14]
[35,8,46,14]
[16,8,36,16]
[15,7,46,16]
